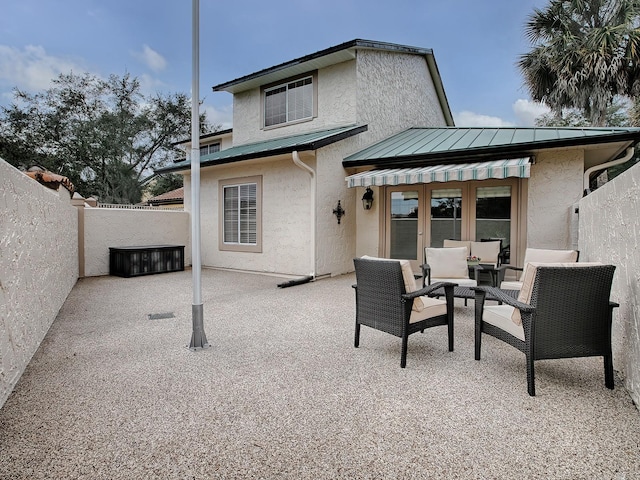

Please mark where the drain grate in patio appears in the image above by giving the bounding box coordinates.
[148,312,175,320]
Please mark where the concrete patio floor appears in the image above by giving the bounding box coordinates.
[1,268,639,479]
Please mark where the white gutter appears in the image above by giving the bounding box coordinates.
[292,151,316,278]
[584,146,634,194]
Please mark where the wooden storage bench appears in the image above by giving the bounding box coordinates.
[109,245,185,278]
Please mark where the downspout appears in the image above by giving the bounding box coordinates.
[277,150,316,288]
[583,147,634,195]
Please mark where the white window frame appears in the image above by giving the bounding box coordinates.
[218,176,262,253]
[200,142,220,156]
[262,72,317,129]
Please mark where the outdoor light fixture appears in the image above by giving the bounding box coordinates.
[333,200,345,224]
[362,187,374,210]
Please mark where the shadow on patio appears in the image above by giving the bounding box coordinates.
[1,268,639,479]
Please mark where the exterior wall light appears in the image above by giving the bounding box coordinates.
[362,187,374,210]
[333,200,345,224]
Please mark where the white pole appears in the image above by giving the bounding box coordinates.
[188,0,209,350]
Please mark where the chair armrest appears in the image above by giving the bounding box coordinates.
[471,286,535,313]
[403,281,457,300]
[496,264,522,285]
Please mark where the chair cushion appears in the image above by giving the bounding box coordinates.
[511,261,603,325]
[470,241,500,266]
[432,277,477,287]
[361,256,425,312]
[500,280,522,290]
[519,248,579,280]
[425,247,469,279]
[443,239,471,253]
[483,305,525,341]
[409,296,447,323]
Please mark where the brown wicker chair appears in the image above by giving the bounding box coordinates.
[473,264,618,396]
[353,257,456,368]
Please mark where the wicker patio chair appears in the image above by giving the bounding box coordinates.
[497,248,579,290]
[473,263,618,396]
[353,257,456,368]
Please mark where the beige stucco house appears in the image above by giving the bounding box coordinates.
[160,39,640,278]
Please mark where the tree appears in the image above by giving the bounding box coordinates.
[519,0,640,126]
[0,72,211,203]
[146,173,184,198]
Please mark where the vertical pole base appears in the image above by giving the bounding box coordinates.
[188,303,210,351]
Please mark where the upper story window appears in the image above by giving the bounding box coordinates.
[200,143,220,156]
[263,74,315,128]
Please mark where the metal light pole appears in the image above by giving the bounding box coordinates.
[188,0,209,351]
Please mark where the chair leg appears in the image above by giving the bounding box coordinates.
[448,317,454,352]
[604,353,614,389]
[474,322,482,360]
[354,322,360,348]
[401,334,408,368]
[526,352,536,396]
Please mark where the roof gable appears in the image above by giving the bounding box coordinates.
[212,39,454,126]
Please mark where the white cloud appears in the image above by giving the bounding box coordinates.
[133,44,167,73]
[512,99,550,126]
[454,110,515,127]
[0,45,85,92]
[202,102,233,130]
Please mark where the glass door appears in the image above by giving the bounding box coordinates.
[473,183,515,265]
[429,187,464,247]
[386,188,423,271]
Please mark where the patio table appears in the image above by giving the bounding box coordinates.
[428,286,519,303]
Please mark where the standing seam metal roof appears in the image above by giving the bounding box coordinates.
[343,127,640,167]
[156,124,367,174]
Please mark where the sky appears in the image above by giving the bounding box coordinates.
[1,0,553,130]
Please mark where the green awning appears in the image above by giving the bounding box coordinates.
[346,158,530,187]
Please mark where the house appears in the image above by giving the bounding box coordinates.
[146,187,185,209]
[159,38,640,278]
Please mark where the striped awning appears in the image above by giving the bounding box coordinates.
[346,158,530,187]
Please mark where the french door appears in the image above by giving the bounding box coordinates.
[384,179,519,271]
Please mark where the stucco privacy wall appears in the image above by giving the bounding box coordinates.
[527,149,583,250]
[0,159,78,408]
[579,161,640,408]
[83,208,190,277]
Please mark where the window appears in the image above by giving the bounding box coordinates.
[264,75,314,127]
[200,143,220,156]
[219,176,262,252]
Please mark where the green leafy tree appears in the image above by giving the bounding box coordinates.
[146,173,184,198]
[0,72,211,203]
[519,0,640,126]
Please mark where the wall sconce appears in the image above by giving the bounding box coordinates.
[362,187,374,210]
[333,200,345,224]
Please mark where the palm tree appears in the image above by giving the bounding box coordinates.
[518,0,640,126]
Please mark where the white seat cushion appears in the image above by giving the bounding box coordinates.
[471,241,500,266]
[518,248,579,281]
[500,280,522,290]
[511,261,603,325]
[483,305,525,341]
[409,296,447,323]
[361,256,425,312]
[425,247,469,279]
[443,239,471,252]
[432,277,477,287]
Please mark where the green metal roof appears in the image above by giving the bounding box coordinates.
[343,127,640,168]
[157,124,367,174]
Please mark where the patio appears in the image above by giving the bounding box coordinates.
[1,268,639,479]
